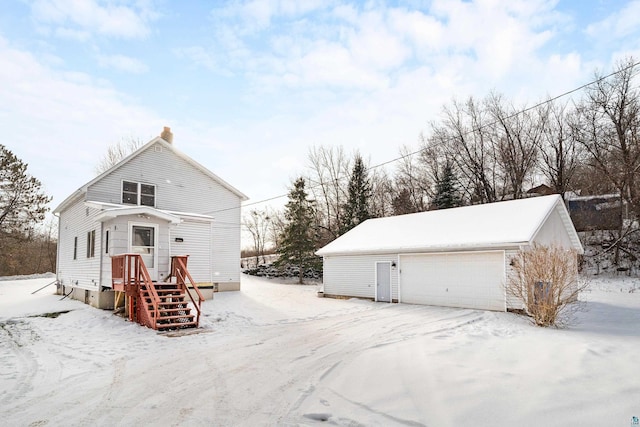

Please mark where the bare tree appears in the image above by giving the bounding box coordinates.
[392,145,431,212]
[95,137,144,174]
[507,244,588,327]
[487,94,540,199]
[572,57,640,214]
[244,209,271,266]
[267,208,286,251]
[306,145,351,244]
[430,97,499,204]
[536,101,583,198]
[369,168,394,217]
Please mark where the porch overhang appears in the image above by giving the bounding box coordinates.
[94,205,182,224]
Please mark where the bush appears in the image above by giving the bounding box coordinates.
[507,244,588,327]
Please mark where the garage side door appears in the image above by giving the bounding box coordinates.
[400,251,505,311]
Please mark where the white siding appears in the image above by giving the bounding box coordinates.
[99,216,172,285]
[210,202,242,285]
[533,206,573,248]
[57,199,101,290]
[59,141,244,290]
[504,249,523,310]
[85,141,240,215]
[323,254,399,300]
[170,220,211,283]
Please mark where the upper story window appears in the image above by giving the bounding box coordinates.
[122,181,155,207]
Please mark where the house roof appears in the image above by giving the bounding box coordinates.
[316,194,583,256]
[94,205,182,224]
[88,201,215,223]
[54,137,248,213]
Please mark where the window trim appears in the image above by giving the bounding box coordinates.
[122,180,156,207]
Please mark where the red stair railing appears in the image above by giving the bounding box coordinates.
[111,254,161,329]
[169,255,204,326]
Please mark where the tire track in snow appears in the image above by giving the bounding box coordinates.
[0,320,39,407]
[277,305,488,425]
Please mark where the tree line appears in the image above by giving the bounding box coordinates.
[2,58,638,278]
[248,57,640,278]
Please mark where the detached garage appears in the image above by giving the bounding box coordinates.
[316,195,583,312]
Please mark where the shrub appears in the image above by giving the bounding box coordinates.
[507,244,588,327]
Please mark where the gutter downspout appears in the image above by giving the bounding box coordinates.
[54,211,61,294]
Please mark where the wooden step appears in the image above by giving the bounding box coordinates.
[142,300,189,308]
[157,312,192,319]
[156,321,197,330]
[157,307,192,314]
[155,290,183,295]
[141,295,188,303]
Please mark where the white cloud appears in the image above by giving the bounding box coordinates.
[282,40,390,90]
[0,36,162,207]
[96,54,148,73]
[586,0,640,40]
[213,0,331,34]
[198,0,571,97]
[30,0,159,39]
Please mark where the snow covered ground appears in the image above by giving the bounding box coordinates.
[0,274,638,426]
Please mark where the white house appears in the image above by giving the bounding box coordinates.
[54,128,248,309]
[316,194,583,312]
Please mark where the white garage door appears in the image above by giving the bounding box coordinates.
[400,251,505,311]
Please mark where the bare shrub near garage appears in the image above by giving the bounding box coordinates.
[507,244,588,327]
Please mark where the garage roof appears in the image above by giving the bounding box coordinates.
[316,194,583,256]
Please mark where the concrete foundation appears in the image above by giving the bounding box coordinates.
[58,285,115,309]
[216,282,241,292]
[56,280,241,310]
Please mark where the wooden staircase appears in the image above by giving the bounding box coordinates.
[141,282,197,330]
[111,254,204,331]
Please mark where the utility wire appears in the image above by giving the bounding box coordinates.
[210,59,640,216]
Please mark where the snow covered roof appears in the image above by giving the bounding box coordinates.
[88,201,214,223]
[316,194,583,256]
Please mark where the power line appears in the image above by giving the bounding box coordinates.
[211,59,640,215]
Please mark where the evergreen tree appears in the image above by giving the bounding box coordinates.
[432,163,462,209]
[340,154,372,234]
[276,177,317,284]
[0,144,51,234]
[392,188,417,215]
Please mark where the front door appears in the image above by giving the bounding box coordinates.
[129,223,159,281]
[376,262,391,302]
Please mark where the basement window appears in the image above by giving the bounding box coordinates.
[122,181,155,207]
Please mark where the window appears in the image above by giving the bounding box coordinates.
[73,237,77,260]
[140,184,155,206]
[87,230,95,258]
[105,230,109,254]
[122,181,138,205]
[122,181,155,207]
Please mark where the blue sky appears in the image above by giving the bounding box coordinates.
[2,0,640,219]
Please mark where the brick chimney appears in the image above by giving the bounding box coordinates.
[160,126,173,144]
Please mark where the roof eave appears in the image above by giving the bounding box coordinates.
[317,241,530,257]
[54,189,85,214]
[94,206,182,224]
